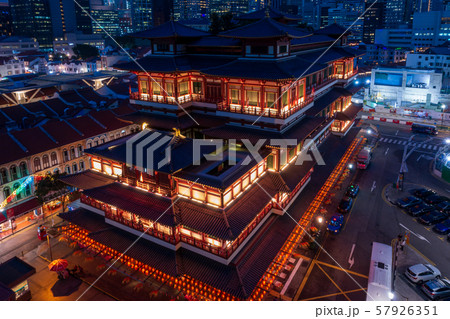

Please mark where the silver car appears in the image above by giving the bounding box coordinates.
[421,279,450,300]
[405,264,441,284]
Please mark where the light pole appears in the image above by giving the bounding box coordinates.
[442,105,446,127]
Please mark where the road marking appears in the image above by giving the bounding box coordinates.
[294,260,316,300]
[438,236,445,242]
[401,141,407,145]
[428,145,433,149]
[385,147,389,156]
[300,288,366,301]
[433,146,438,151]
[392,140,398,144]
[379,137,385,142]
[399,223,431,243]
[316,263,351,301]
[280,258,303,296]
[387,139,393,143]
[408,243,436,266]
[348,244,356,269]
[314,260,369,278]
[425,226,431,232]
[371,181,376,192]
[395,130,399,136]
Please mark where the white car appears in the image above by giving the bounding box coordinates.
[405,264,441,284]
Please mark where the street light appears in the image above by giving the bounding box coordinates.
[348,163,354,169]
[368,129,372,135]
[442,105,446,126]
[445,138,450,144]
[366,79,371,84]
[388,292,395,300]
[355,80,359,85]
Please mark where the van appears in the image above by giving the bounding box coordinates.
[357,148,371,169]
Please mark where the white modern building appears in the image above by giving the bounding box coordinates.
[0,56,26,77]
[53,33,106,58]
[375,29,413,49]
[406,42,450,77]
[370,68,445,105]
[0,36,39,56]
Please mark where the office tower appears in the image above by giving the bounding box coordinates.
[75,0,93,34]
[363,0,385,44]
[132,0,152,32]
[91,4,121,36]
[174,0,209,20]
[384,0,416,28]
[10,0,53,51]
[0,3,12,37]
[152,0,173,27]
[209,0,248,15]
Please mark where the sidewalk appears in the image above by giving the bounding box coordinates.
[25,230,185,301]
[392,243,429,301]
[361,112,450,131]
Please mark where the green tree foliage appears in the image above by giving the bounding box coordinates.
[209,12,235,34]
[73,44,99,60]
[35,173,70,213]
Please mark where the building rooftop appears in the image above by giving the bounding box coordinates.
[131,20,210,39]
[0,257,36,289]
[236,6,301,21]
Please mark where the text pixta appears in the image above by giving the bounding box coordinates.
[316,306,359,318]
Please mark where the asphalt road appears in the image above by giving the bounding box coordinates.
[296,121,450,301]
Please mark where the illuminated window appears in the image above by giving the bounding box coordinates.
[192,187,205,201]
[223,189,232,205]
[246,90,259,106]
[230,89,240,104]
[103,163,112,175]
[180,228,191,237]
[152,80,162,95]
[139,77,149,94]
[79,161,85,171]
[178,81,189,95]
[206,237,221,246]
[207,192,221,206]
[265,92,276,108]
[166,82,174,96]
[51,152,58,166]
[33,158,41,173]
[92,159,102,171]
[113,165,122,176]
[193,81,202,94]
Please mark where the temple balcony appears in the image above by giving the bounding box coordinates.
[130,92,221,109]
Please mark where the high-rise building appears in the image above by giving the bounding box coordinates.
[75,0,93,34]
[174,0,208,21]
[132,0,152,32]
[412,10,450,48]
[91,4,121,36]
[362,0,385,44]
[10,0,53,51]
[384,0,416,28]
[209,0,248,15]
[49,0,77,37]
[152,0,173,27]
[0,3,12,37]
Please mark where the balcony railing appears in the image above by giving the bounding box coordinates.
[130,92,223,105]
[217,95,314,119]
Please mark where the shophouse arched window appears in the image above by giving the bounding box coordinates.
[3,186,11,199]
[70,147,76,159]
[0,168,8,184]
[42,155,50,169]
[25,183,32,197]
[19,162,28,177]
[13,183,21,200]
[72,163,78,173]
[79,161,85,171]
[10,165,19,180]
[65,166,71,174]
[33,158,42,172]
[63,149,69,162]
[51,152,58,166]
[77,144,83,156]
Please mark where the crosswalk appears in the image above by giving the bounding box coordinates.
[378,137,441,151]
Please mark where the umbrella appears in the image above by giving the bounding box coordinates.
[48,259,69,272]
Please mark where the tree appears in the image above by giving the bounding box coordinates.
[35,173,70,213]
[209,12,235,34]
[73,44,99,60]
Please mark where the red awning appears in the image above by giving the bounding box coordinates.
[5,197,41,219]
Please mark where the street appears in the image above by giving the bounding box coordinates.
[295,120,450,301]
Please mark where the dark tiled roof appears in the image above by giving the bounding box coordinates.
[0,257,36,288]
[76,87,110,105]
[203,55,326,80]
[4,197,41,218]
[130,20,210,39]
[0,282,13,301]
[60,170,116,190]
[40,98,73,116]
[0,134,28,166]
[297,46,363,64]
[190,36,241,47]
[203,116,327,144]
[59,90,91,108]
[0,104,32,123]
[120,111,225,130]
[305,87,352,117]
[59,208,112,233]
[21,101,58,118]
[237,6,301,21]
[279,157,315,190]
[220,17,311,39]
[88,228,179,277]
[175,171,285,240]
[314,23,350,36]
[41,119,84,145]
[291,34,335,45]
[83,182,175,226]
[89,109,133,131]
[67,116,106,137]
[115,55,235,73]
[335,104,362,121]
[11,127,58,155]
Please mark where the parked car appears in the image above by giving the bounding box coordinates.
[405,264,441,284]
[356,148,371,169]
[396,196,421,209]
[435,201,450,214]
[338,197,353,213]
[423,195,447,205]
[421,279,450,300]
[418,210,448,225]
[345,184,359,198]
[433,220,450,235]
[327,214,344,233]
[411,188,436,199]
[407,202,434,217]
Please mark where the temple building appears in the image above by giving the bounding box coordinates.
[59,15,364,300]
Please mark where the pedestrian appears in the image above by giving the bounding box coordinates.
[400,237,407,251]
